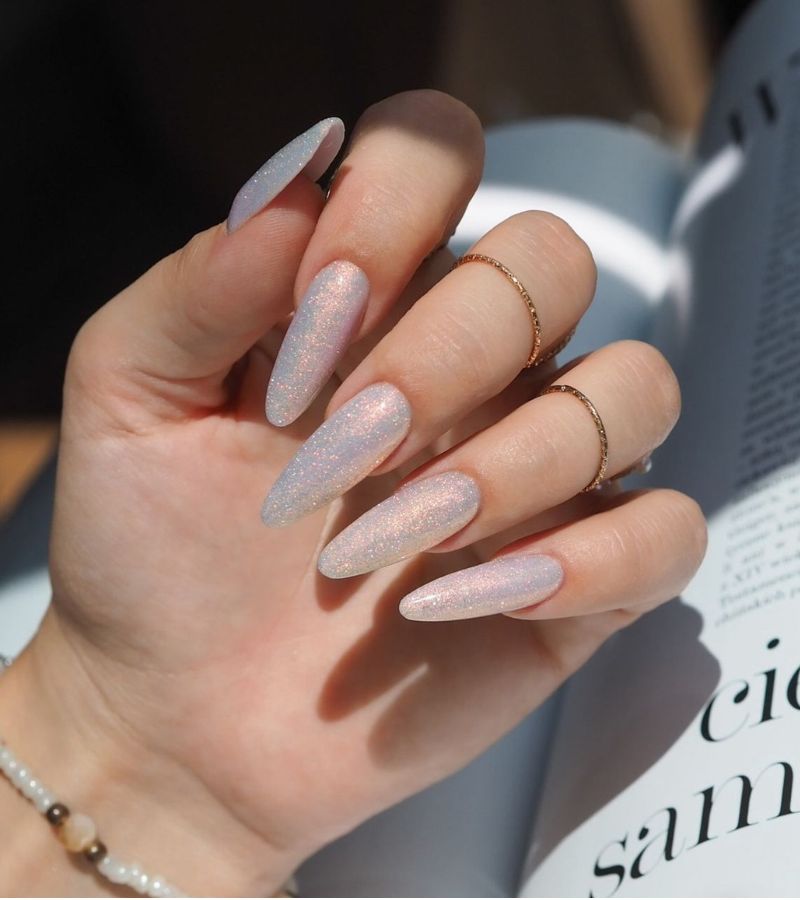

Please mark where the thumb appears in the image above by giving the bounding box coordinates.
[67,175,323,420]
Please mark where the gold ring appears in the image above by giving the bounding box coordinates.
[451,253,542,367]
[537,325,577,365]
[540,383,609,491]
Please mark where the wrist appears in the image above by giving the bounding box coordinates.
[0,611,301,897]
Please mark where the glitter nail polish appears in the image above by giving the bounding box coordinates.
[318,471,481,578]
[227,117,344,233]
[261,382,412,527]
[266,261,370,427]
[399,554,564,622]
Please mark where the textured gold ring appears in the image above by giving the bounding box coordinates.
[537,325,577,366]
[540,383,609,492]
[451,253,542,367]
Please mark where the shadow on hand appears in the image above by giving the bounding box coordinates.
[317,550,560,769]
[317,559,431,721]
[315,549,510,733]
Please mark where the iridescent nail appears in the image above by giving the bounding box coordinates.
[261,382,412,527]
[399,554,564,622]
[266,261,370,427]
[318,472,481,578]
[227,117,344,233]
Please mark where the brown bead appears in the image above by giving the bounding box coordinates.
[84,840,108,864]
[45,802,70,826]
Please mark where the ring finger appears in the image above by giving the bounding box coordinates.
[317,339,680,578]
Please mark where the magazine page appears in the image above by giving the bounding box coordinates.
[296,121,687,896]
[519,1,800,895]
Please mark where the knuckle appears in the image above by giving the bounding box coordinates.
[64,312,129,414]
[515,391,606,491]
[410,90,481,131]
[529,209,583,247]
[514,413,577,488]
[506,210,597,296]
[594,514,654,605]
[65,316,102,390]
[423,92,484,154]
[395,302,495,400]
[345,92,485,258]
[663,489,709,568]
[621,488,708,588]
[612,339,682,432]
[600,490,684,582]
[366,90,483,145]
[357,91,484,196]
[604,517,650,583]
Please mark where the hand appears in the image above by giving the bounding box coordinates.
[0,91,707,896]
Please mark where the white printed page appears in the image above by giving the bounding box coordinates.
[520,1,800,895]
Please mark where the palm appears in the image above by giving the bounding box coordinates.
[48,336,622,860]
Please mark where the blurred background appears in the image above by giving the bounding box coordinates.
[1,0,753,516]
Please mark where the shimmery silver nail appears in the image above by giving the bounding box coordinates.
[399,554,564,622]
[227,117,345,233]
[318,471,481,578]
[266,261,369,427]
[261,382,412,527]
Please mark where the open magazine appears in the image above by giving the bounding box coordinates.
[0,0,798,895]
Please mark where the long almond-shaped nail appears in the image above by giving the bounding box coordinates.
[318,472,481,578]
[227,117,344,233]
[399,554,564,622]
[261,383,412,527]
[266,261,369,427]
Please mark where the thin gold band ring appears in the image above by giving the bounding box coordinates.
[540,383,609,492]
[538,325,577,365]
[451,253,575,368]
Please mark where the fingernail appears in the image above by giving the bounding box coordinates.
[318,472,481,578]
[399,554,564,622]
[266,261,370,427]
[227,117,345,233]
[261,382,412,527]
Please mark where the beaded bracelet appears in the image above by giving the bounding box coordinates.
[0,655,186,897]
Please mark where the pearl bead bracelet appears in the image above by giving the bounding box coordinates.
[0,656,187,897]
